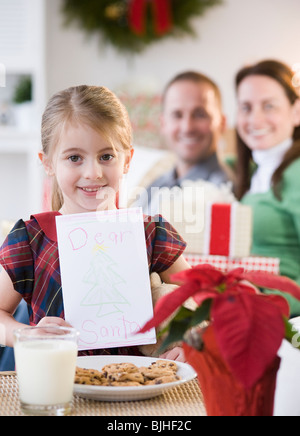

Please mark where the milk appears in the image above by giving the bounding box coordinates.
[14,340,77,406]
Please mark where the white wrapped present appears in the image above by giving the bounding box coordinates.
[159,180,253,257]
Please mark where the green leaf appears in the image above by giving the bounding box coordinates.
[158,299,212,353]
[61,0,224,54]
[159,318,191,353]
[189,299,212,327]
[157,306,194,338]
[173,305,195,322]
[13,76,32,104]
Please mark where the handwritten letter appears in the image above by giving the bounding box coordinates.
[56,208,156,351]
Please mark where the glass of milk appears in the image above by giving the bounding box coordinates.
[13,326,79,416]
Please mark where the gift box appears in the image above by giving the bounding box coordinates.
[184,254,280,275]
[158,181,252,257]
[202,202,253,257]
[159,190,253,257]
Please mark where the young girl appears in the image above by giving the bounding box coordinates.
[0,85,190,361]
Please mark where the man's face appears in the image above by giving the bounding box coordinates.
[161,80,225,165]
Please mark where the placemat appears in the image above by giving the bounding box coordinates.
[0,373,206,416]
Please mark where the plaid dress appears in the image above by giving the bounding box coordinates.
[0,212,186,356]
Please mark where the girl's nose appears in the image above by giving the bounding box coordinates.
[84,160,103,180]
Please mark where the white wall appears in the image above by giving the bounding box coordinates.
[46,0,300,128]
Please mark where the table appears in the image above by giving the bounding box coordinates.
[0,372,206,416]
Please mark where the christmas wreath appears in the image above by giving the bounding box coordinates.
[61,0,223,53]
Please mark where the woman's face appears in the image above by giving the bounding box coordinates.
[237,75,300,151]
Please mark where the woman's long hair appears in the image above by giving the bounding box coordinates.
[235,60,300,200]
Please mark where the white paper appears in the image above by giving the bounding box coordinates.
[56,208,156,351]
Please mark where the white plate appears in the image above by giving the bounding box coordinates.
[74,355,197,402]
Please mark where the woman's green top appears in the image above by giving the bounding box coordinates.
[242,157,300,316]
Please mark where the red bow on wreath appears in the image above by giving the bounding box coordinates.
[128,0,172,36]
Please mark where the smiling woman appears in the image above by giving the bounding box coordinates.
[235,60,300,200]
[237,75,300,152]
[234,59,300,317]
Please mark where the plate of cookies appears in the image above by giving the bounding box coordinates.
[74,356,196,401]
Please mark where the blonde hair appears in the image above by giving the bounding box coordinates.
[41,85,133,211]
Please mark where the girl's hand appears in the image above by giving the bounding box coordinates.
[36,317,73,329]
[159,346,186,363]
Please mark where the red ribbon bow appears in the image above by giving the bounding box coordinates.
[128,0,172,36]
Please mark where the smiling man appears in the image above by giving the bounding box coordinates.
[138,72,229,213]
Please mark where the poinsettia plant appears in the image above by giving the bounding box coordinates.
[140,265,300,389]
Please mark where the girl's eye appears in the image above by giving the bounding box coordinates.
[68,155,81,163]
[101,154,114,162]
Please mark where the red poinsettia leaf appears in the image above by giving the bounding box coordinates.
[139,282,201,333]
[211,291,285,389]
[241,271,300,301]
[171,264,225,287]
[224,268,245,285]
[193,290,219,306]
[228,282,258,295]
[263,294,290,318]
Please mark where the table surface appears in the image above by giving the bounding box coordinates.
[0,372,206,417]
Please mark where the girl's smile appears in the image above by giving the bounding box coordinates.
[79,185,108,195]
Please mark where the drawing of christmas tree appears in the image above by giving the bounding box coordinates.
[80,247,130,318]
